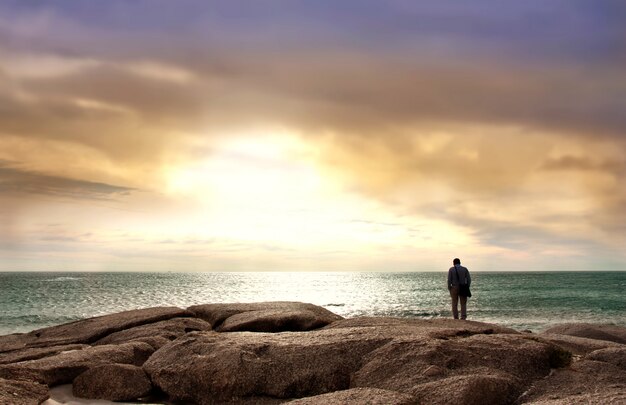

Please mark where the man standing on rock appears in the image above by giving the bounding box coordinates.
[448,258,471,320]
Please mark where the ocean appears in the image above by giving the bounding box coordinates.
[1,271,624,336]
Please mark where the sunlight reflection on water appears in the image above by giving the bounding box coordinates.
[1,271,624,334]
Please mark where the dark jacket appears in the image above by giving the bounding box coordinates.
[448,265,471,289]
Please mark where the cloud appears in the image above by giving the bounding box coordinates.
[541,155,625,173]
[0,1,625,269]
[0,160,135,200]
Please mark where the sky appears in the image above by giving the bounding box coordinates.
[1,1,625,272]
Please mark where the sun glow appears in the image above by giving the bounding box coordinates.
[161,132,475,257]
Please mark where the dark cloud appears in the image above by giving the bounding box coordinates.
[0,160,135,200]
[541,156,625,173]
[1,0,625,146]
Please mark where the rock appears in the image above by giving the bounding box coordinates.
[218,309,335,332]
[72,364,152,401]
[187,302,343,332]
[522,391,626,404]
[541,323,626,344]
[352,333,565,397]
[536,333,622,355]
[143,328,392,403]
[410,374,520,405]
[0,333,34,354]
[585,347,626,370]
[0,341,154,386]
[1,307,191,350]
[0,344,88,365]
[323,317,519,337]
[0,377,49,405]
[518,359,626,404]
[286,387,415,404]
[94,317,211,347]
[126,335,172,350]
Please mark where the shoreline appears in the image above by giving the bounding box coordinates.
[1,302,625,404]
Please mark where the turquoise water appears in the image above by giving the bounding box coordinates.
[1,272,624,335]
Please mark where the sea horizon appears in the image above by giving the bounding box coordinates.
[2,271,624,336]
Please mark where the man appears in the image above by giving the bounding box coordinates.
[447,258,471,320]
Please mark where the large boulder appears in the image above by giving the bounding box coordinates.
[0,307,191,351]
[0,341,153,386]
[541,323,626,344]
[518,359,626,404]
[0,344,88,365]
[94,317,211,349]
[143,328,392,403]
[72,364,152,401]
[0,377,49,405]
[409,374,520,405]
[352,333,568,401]
[585,347,626,370]
[286,387,415,404]
[536,333,623,355]
[187,302,343,332]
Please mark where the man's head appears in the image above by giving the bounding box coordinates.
[453,258,461,265]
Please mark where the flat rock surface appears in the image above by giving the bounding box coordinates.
[541,323,626,344]
[143,328,392,403]
[0,344,88,365]
[72,364,152,401]
[188,302,343,332]
[585,346,626,369]
[0,377,49,405]
[523,391,626,405]
[411,373,519,405]
[286,387,415,404]
[1,307,191,351]
[0,341,154,386]
[0,333,35,354]
[352,333,566,403]
[94,317,211,348]
[323,317,519,338]
[518,359,626,404]
[536,333,623,355]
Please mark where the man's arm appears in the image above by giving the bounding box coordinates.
[466,268,471,286]
[447,268,452,289]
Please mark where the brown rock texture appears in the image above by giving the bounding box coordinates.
[143,328,392,403]
[94,317,211,348]
[0,304,623,405]
[518,359,626,404]
[286,387,415,404]
[187,302,343,332]
[541,323,626,344]
[0,377,49,405]
[0,306,191,351]
[322,316,518,336]
[72,364,152,401]
[536,332,623,355]
[0,341,153,386]
[351,334,566,404]
[585,346,626,369]
[410,374,519,405]
[0,344,88,365]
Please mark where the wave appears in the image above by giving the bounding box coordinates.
[43,276,83,282]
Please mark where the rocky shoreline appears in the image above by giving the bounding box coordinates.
[0,302,624,405]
